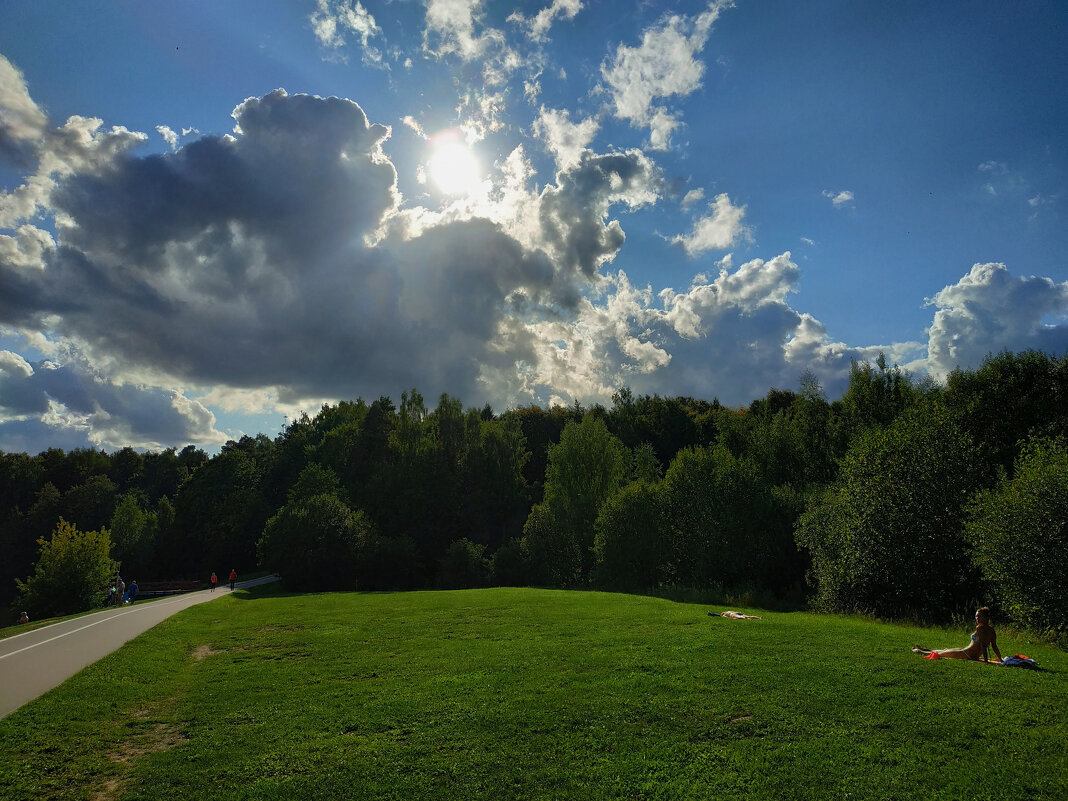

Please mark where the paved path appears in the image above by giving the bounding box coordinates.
[0,575,279,719]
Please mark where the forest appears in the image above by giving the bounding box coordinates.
[3,349,1066,638]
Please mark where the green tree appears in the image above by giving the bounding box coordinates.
[437,538,490,589]
[835,354,917,445]
[522,414,629,583]
[490,538,532,586]
[943,350,1068,476]
[60,475,117,533]
[257,489,369,592]
[167,443,269,577]
[662,445,796,590]
[630,442,662,484]
[797,407,985,619]
[966,438,1068,635]
[460,416,531,548]
[593,481,668,589]
[15,519,116,619]
[109,493,148,573]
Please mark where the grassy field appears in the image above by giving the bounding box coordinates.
[0,585,1064,800]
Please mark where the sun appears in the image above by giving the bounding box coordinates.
[426,131,481,196]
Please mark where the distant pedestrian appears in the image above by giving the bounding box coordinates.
[127,579,138,604]
[229,569,237,591]
[210,572,218,592]
[117,577,126,603]
[18,611,29,624]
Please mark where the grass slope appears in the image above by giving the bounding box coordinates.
[0,586,1064,800]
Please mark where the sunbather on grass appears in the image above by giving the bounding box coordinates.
[912,607,1003,662]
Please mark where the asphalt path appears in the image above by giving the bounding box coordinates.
[0,574,279,719]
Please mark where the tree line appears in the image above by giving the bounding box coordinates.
[4,350,1066,637]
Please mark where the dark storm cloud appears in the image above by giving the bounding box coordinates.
[0,354,226,451]
[0,89,559,406]
[536,149,661,282]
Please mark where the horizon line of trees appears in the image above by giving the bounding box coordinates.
[4,349,1067,638]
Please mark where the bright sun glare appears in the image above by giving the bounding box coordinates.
[427,132,481,196]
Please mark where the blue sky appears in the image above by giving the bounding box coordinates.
[1,0,1066,453]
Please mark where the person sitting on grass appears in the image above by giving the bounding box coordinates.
[912,606,1003,662]
[18,611,29,624]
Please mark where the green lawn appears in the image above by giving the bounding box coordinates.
[0,586,1064,800]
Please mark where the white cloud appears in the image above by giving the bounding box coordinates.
[671,193,750,255]
[6,53,1068,452]
[0,54,48,162]
[822,189,854,207]
[0,350,229,451]
[600,2,731,146]
[156,125,179,149]
[0,349,33,378]
[0,224,53,270]
[401,115,426,138]
[681,188,704,208]
[424,0,506,63]
[923,262,1068,379]
[532,107,599,171]
[310,0,382,62]
[456,90,508,140]
[509,0,583,41]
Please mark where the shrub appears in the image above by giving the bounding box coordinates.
[966,438,1068,635]
[593,482,668,589]
[257,493,367,591]
[662,445,798,590]
[490,538,532,586]
[438,538,490,589]
[796,408,985,620]
[15,519,117,619]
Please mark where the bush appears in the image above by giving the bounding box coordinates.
[15,519,117,619]
[490,538,532,586]
[437,538,490,589]
[593,482,668,589]
[796,408,985,619]
[257,493,368,591]
[357,533,421,591]
[662,445,798,590]
[521,503,582,586]
[967,439,1068,635]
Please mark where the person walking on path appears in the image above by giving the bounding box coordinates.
[210,572,218,592]
[229,569,237,591]
[126,579,138,604]
[116,577,126,604]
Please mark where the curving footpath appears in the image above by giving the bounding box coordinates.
[0,574,280,719]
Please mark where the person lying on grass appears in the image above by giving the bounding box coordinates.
[912,606,1003,662]
[711,611,763,620]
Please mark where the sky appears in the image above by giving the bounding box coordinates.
[1,0,1066,455]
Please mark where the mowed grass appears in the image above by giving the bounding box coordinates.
[0,586,1064,800]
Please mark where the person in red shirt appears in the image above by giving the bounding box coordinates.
[229,569,237,591]
[210,572,218,592]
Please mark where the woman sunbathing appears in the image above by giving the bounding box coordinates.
[912,607,1003,662]
[714,611,762,620]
